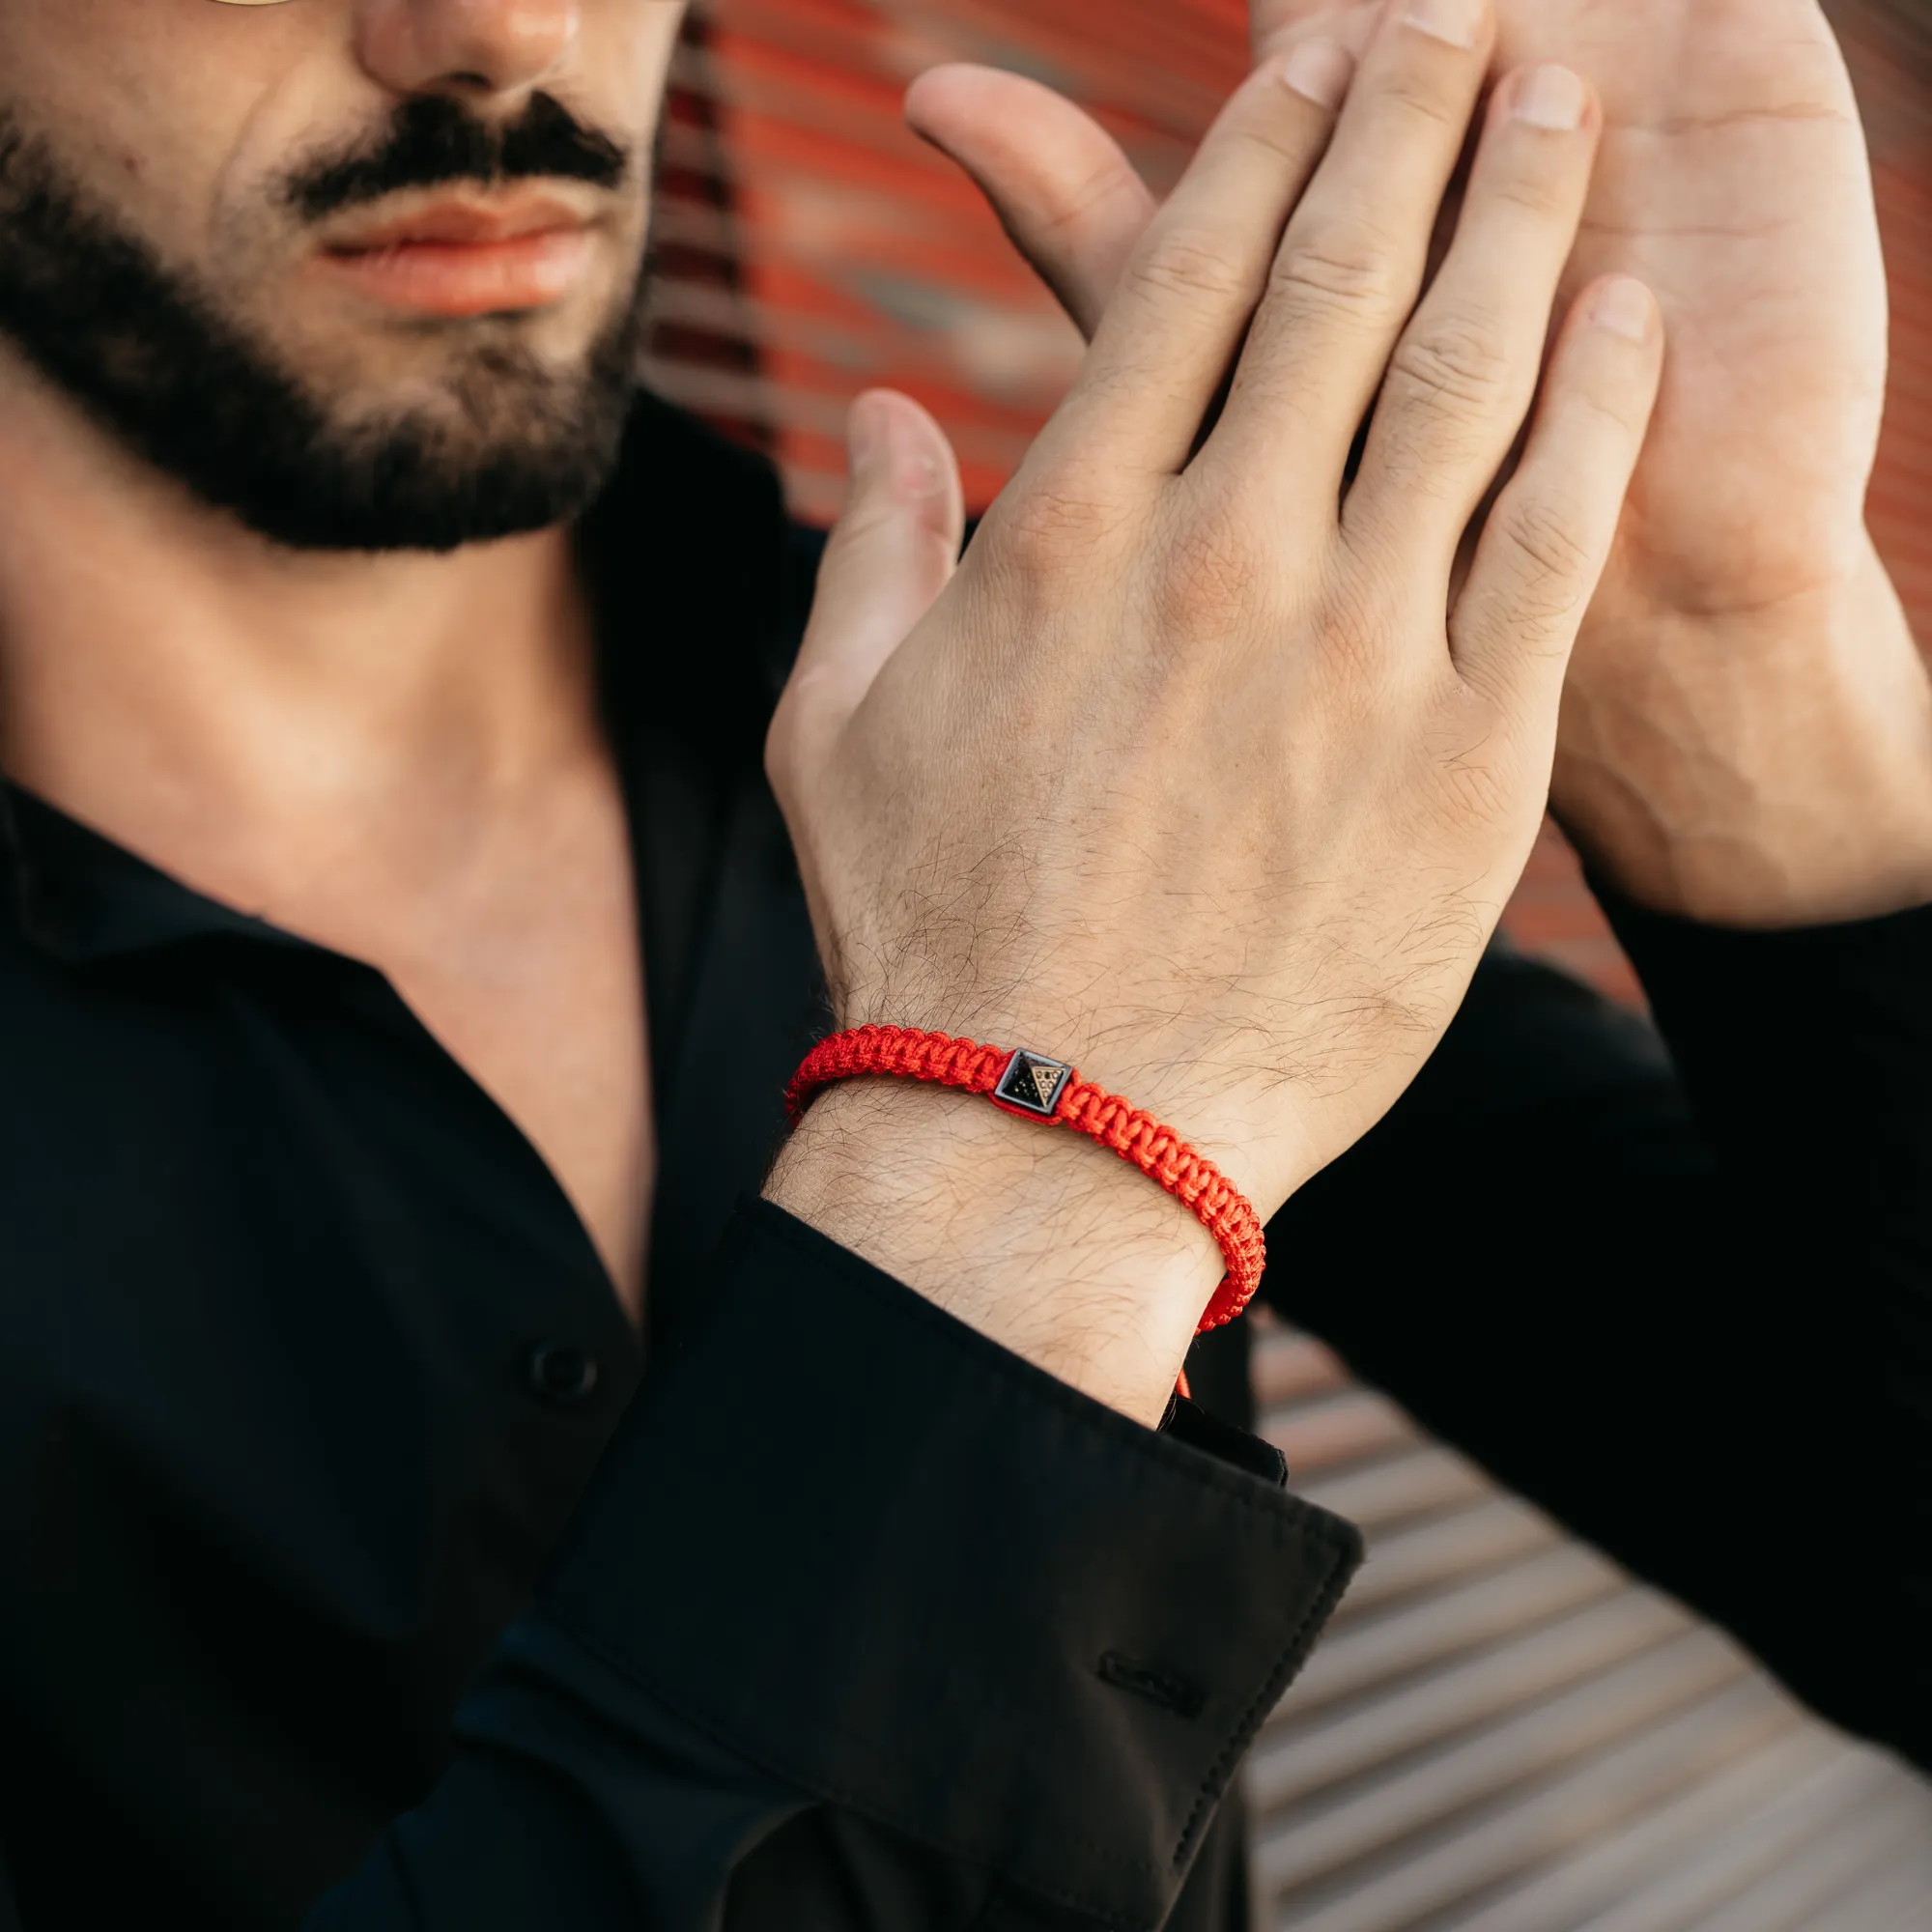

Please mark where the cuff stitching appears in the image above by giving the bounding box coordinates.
[1172,1530,1361,1869]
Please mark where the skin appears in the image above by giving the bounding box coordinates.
[906,0,1932,926]
[0,0,686,1315]
[766,6,1665,1420]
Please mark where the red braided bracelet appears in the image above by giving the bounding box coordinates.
[784,1025,1264,1335]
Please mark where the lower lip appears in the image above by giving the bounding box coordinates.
[316,228,596,317]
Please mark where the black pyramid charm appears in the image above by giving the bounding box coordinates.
[995,1049,1071,1118]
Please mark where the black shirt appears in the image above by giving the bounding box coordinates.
[1,396,1927,1931]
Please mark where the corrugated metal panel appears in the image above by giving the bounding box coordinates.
[1250,1321,1932,1929]
[642,7,1932,1924]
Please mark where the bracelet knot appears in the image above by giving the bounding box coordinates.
[784,1026,1264,1334]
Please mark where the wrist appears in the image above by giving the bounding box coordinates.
[764,1077,1225,1426]
[1555,537,1932,926]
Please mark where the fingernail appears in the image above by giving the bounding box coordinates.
[1511,64,1586,131]
[848,392,902,483]
[1402,0,1484,50]
[1281,38,1354,111]
[1591,276,1656,342]
[900,441,946,499]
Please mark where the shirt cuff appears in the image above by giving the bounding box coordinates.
[1597,885,1932,1071]
[1597,881,1932,990]
[536,1198,1362,1929]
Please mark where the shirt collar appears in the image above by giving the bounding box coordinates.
[0,782,312,963]
[1,390,796,966]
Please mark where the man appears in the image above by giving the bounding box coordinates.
[0,4,1923,1932]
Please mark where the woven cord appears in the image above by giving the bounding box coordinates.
[784,1024,1264,1334]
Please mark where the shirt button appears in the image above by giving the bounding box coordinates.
[526,1343,600,1405]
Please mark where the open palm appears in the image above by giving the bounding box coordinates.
[1264,0,1887,632]
[1522,3,1880,626]
[925,0,1884,630]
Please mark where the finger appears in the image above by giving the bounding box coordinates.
[1346,63,1601,568]
[767,392,965,801]
[1250,0,1381,67]
[905,65,1154,341]
[1450,276,1664,708]
[1196,0,1495,509]
[1033,38,1356,481]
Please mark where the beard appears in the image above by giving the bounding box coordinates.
[0,97,649,554]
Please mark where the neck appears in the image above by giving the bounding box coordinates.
[0,354,599,914]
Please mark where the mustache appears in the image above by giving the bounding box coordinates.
[285,94,631,223]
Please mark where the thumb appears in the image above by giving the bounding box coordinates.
[768,390,964,799]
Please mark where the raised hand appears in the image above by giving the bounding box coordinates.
[911,0,1932,926]
[766,4,1662,1422]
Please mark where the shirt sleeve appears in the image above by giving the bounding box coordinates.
[306,1201,1362,1932]
[1264,899,1932,1773]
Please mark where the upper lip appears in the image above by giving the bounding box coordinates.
[323,191,594,254]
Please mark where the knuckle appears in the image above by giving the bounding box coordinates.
[1309,582,1387,685]
[1222,116,1316,173]
[995,469,1133,574]
[1573,379,1650,442]
[1151,514,1268,637]
[1270,220,1404,326]
[1387,313,1515,419]
[1489,170,1576,223]
[1377,67,1468,134]
[831,493,911,549]
[1126,227,1255,309]
[1492,494,1595,621]
[1043,157,1150,242]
